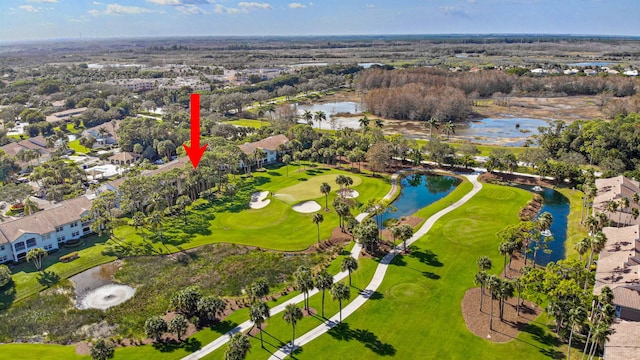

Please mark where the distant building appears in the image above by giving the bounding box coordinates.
[108,152,139,166]
[593,176,640,226]
[82,120,120,146]
[238,134,289,168]
[45,107,88,123]
[0,135,51,166]
[0,196,93,263]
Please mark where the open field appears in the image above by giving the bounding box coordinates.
[294,184,564,359]
[225,119,268,128]
[277,173,363,203]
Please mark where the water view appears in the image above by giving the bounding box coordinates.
[522,186,570,266]
[297,102,362,129]
[455,117,549,146]
[379,173,461,227]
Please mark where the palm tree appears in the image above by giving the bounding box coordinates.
[443,121,456,139]
[358,115,370,130]
[424,117,440,138]
[331,282,351,323]
[474,271,488,311]
[26,247,47,272]
[148,211,164,245]
[312,213,324,243]
[499,242,513,277]
[302,110,313,125]
[486,275,499,330]
[294,266,313,311]
[567,305,587,360]
[477,256,493,272]
[320,182,331,210]
[497,279,514,320]
[23,197,39,215]
[282,154,291,177]
[315,269,334,318]
[575,237,590,263]
[373,118,384,128]
[619,197,629,226]
[588,322,612,360]
[398,223,414,252]
[249,302,270,348]
[176,195,191,225]
[605,200,618,226]
[282,303,303,348]
[389,225,402,247]
[225,333,251,360]
[584,231,607,290]
[314,110,326,130]
[341,256,358,286]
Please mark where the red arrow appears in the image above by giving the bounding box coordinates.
[183,93,208,169]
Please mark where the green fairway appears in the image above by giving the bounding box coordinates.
[0,344,89,360]
[277,173,363,203]
[226,119,268,128]
[294,183,564,359]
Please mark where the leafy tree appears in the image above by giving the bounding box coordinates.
[397,224,414,252]
[341,256,358,286]
[144,316,168,342]
[319,182,331,210]
[249,301,270,348]
[301,110,313,125]
[331,282,351,323]
[87,191,120,238]
[176,195,192,225]
[425,117,440,138]
[282,154,291,176]
[282,303,303,348]
[312,213,324,243]
[477,256,492,271]
[169,315,188,341]
[315,269,334,318]
[474,271,488,310]
[197,296,226,322]
[26,248,47,272]
[225,332,251,360]
[90,338,115,360]
[365,141,393,176]
[0,264,12,288]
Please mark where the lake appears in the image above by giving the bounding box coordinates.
[454,117,549,146]
[520,185,570,266]
[379,173,461,227]
[568,62,615,67]
[297,102,362,129]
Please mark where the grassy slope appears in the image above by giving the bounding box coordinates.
[556,187,586,261]
[114,165,389,252]
[68,139,90,154]
[294,184,563,359]
[0,344,90,360]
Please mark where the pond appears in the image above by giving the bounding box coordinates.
[297,102,363,130]
[379,173,461,227]
[568,62,615,67]
[70,261,136,310]
[520,185,570,266]
[454,117,549,146]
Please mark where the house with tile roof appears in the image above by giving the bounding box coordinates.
[238,134,289,168]
[594,175,640,226]
[0,196,93,263]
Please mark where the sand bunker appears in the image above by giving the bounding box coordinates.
[80,284,136,310]
[249,191,270,209]
[292,200,322,213]
[339,189,359,199]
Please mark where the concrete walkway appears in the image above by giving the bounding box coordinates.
[268,173,483,359]
[182,173,403,359]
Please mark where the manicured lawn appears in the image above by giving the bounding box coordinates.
[1,234,116,307]
[114,165,389,252]
[69,139,90,154]
[294,184,564,359]
[277,173,363,203]
[0,344,89,360]
[556,187,587,260]
[225,119,268,128]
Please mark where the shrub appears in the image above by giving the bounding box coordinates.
[60,252,79,262]
[0,265,12,288]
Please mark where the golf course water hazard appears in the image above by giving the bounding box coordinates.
[379,173,460,227]
[518,185,570,266]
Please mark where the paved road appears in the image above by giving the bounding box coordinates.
[267,173,483,359]
[182,173,402,360]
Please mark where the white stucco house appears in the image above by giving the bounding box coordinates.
[238,134,289,168]
[0,196,93,263]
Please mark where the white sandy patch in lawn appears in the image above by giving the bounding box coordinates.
[249,191,270,209]
[339,189,359,199]
[292,200,322,213]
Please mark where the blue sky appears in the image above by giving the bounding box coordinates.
[1,0,638,42]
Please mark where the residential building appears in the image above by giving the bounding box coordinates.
[238,134,289,168]
[593,175,640,226]
[81,120,121,146]
[45,107,88,123]
[108,152,139,166]
[0,196,93,263]
[0,135,51,167]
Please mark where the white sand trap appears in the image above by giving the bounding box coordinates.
[250,191,270,209]
[339,189,359,199]
[292,200,322,213]
[80,284,136,310]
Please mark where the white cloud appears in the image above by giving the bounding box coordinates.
[365,3,375,8]
[147,0,182,4]
[25,0,57,3]
[18,5,41,12]
[88,9,100,17]
[288,2,305,9]
[440,6,470,18]
[92,1,103,4]
[238,2,271,10]
[105,3,151,15]
[214,4,241,14]
[176,5,206,14]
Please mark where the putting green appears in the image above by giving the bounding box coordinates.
[277,174,363,203]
